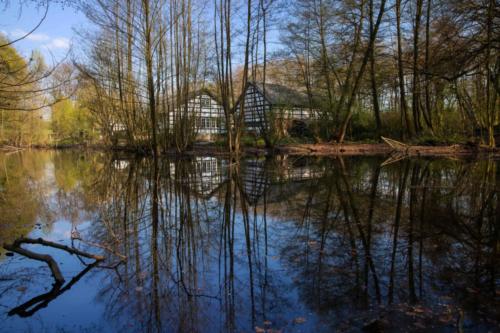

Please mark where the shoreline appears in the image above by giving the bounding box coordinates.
[4,142,500,158]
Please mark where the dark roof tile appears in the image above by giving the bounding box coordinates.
[251,82,311,107]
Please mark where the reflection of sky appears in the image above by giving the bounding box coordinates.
[0,153,108,332]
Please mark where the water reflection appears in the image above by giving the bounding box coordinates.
[0,151,499,332]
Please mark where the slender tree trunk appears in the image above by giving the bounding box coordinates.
[337,0,387,143]
[318,0,335,124]
[369,0,382,138]
[142,0,158,158]
[412,0,424,135]
[423,0,433,131]
[126,0,136,142]
[486,0,495,147]
[396,0,412,139]
[233,0,252,155]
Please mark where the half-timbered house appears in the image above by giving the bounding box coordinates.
[235,82,318,134]
[166,89,225,140]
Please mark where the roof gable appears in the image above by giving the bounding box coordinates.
[189,88,222,105]
[250,82,311,108]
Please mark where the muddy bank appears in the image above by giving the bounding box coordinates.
[6,142,500,158]
[164,142,500,158]
[273,143,500,157]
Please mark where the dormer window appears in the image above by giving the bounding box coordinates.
[200,97,210,108]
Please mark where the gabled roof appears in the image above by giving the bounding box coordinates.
[166,88,221,106]
[188,88,222,105]
[249,82,312,108]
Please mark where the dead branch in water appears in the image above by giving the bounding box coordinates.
[7,261,99,318]
[3,243,65,286]
[3,237,104,286]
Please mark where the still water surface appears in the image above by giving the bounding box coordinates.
[0,151,498,332]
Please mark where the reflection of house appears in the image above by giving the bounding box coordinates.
[240,157,325,205]
[168,155,324,203]
[235,82,319,133]
[167,90,225,139]
[192,157,227,196]
[169,157,227,197]
[241,158,272,205]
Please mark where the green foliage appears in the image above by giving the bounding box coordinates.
[0,39,51,146]
[255,138,266,148]
[240,135,257,147]
[411,133,470,146]
[51,99,96,144]
[345,109,378,141]
[239,135,267,148]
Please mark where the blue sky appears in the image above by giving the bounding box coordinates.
[0,2,86,63]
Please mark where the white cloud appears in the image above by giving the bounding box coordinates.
[28,33,51,42]
[10,29,50,42]
[4,28,71,55]
[45,37,70,50]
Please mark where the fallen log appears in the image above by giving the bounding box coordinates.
[381,136,409,151]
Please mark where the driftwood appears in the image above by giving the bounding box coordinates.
[381,136,409,152]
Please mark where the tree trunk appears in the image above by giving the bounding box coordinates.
[337,0,387,143]
[412,0,424,135]
[369,0,382,138]
[396,0,412,139]
[142,0,158,158]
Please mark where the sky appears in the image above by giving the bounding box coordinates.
[0,1,286,66]
[0,2,86,63]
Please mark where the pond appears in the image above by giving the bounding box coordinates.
[0,150,498,332]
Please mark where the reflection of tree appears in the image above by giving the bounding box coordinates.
[81,155,304,332]
[0,151,52,248]
[277,157,499,330]
[92,155,496,331]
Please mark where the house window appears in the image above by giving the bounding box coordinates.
[200,97,210,108]
[199,117,213,129]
